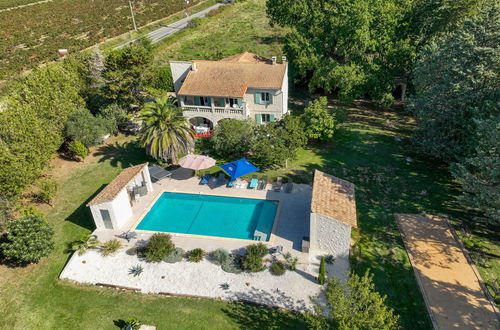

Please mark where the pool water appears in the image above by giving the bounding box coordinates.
[135,192,278,241]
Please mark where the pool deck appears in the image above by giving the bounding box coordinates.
[93,175,312,262]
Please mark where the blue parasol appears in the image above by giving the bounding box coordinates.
[220,158,259,179]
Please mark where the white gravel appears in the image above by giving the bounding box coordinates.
[60,249,323,311]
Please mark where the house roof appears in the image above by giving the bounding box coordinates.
[311,170,357,228]
[87,163,148,206]
[177,53,287,98]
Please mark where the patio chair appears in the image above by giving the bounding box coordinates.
[227,178,236,188]
[248,175,258,189]
[285,178,294,193]
[257,175,267,190]
[273,177,283,192]
[200,171,211,185]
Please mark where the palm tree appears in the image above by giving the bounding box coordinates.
[138,97,194,163]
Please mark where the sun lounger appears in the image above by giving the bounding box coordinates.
[273,177,283,192]
[227,178,236,188]
[200,171,210,185]
[248,175,258,189]
[285,178,293,193]
[257,176,267,190]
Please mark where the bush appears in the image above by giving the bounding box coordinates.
[210,248,230,265]
[64,108,108,147]
[221,254,244,274]
[124,317,142,330]
[128,265,144,277]
[67,140,88,161]
[188,248,206,262]
[143,233,175,262]
[35,178,58,206]
[71,234,100,256]
[0,214,54,264]
[283,252,298,271]
[187,17,203,28]
[318,256,326,284]
[242,243,268,272]
[163,247,185,263]
[101,239,122,256]
[270,261,287,275]
[97,103,128,133]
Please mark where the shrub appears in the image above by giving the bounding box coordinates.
[242,243,268,272]
[0,214,54,264]
[101,239,122,256]
[64,108,108,147]
[71,234,100,255]
[97,103,128,133]
[188,248,206,262]
[187,17,202,28]
[221,254,243,274]
[318,256,326,284]
[124,317,142,330]
[35,178,58,206]
[210,248,229,265]
[163,247,184,263]
[143,233,175,262]
[128,265,144,277]
[283,252,298,271]
[270,261,287,275]
[67,140,88,161]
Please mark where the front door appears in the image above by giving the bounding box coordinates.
[100,209,113,229]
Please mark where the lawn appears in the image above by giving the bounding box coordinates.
[0,135,306,329]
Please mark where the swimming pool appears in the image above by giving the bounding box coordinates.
[135,192,279,241]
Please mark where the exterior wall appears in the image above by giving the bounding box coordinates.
[245,88,284,121]
[309,212,351,258]
[281,64,288,115]
[170,61,192,93]
[182,110,246,125]
[110,189,133,229]
[89,190,133,231]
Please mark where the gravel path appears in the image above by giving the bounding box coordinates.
[60,249,322,311]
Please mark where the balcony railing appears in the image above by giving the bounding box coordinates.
[182,105,245,116]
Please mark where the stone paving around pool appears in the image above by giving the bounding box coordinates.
[60,174,349,309]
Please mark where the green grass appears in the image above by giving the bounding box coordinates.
[153,0,284,64]
[0,135,306,329]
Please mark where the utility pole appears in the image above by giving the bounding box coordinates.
[129,1,138,31]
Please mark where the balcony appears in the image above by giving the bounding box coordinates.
[182,105,246,116]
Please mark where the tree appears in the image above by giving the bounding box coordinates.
[211,119,254,159]
[35,178,58,206]
[302,97,336,141]
[67,140,89,161]
[278,114,308,151]
[410,1,499,162]
[97,103,129,134]
[452,118,500,224]
[64,108,109,147]
[0,215,54,264]
[311,272,399,329]
[103,38,154,110]
[266,0,479,102]
[318,256,326,284]
[250,123,288,169]
[138,97,194,163]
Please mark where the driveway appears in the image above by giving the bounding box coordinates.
[396,214,498,329]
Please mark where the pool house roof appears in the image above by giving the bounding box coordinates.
[87,163,148,206]
[311,170,358,228]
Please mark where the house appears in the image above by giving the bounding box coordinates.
[87,163,153,230]
[170,52,288,130]
[309,170,357,260]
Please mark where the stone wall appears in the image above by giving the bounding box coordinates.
[309,212,351,257]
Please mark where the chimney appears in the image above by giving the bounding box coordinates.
[281,55,287,63]
[271,56,277,65]
[191,62,197,72]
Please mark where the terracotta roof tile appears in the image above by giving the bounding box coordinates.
[87,163,148,206]
[176,55,286,98]
[311,170,357,228]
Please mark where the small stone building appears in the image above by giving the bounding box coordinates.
[309,170,357,259]
[87,163,153,230]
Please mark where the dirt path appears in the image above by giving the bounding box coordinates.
[396,214,498,329]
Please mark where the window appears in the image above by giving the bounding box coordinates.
[225,98,239,108]
[261,114,271,123]
[261,92,271,103]
[199,96,209,106]
[100,209,113,229]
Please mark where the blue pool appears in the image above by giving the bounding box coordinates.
[135,192,279,241]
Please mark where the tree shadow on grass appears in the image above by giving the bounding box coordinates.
[64,184,105,232]
[93,140,154,168]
